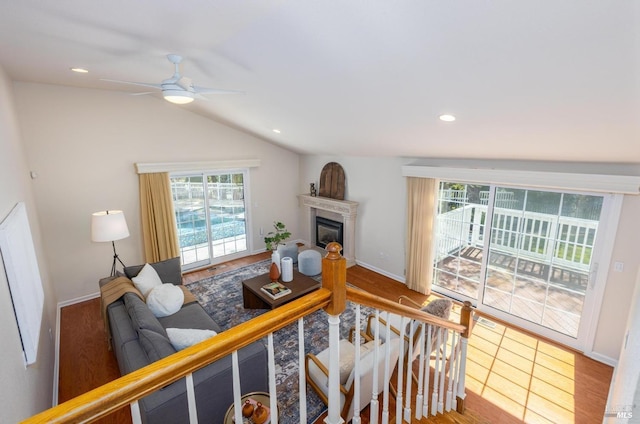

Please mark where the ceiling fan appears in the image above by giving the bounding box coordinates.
[101,54,243,104]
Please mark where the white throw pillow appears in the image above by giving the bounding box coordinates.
[132,263,163,298]
[166,328,217,350]
[146,284,184,317]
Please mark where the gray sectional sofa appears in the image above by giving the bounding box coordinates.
[102,258,269,423]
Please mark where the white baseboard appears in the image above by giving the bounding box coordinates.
[587,351,618,367]
[354,260,405,284]
[57,292,100,309]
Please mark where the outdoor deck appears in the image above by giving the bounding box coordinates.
[436,246,585,338]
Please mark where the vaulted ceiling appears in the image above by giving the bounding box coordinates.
[0,1,638,162]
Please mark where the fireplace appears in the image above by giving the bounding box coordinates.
[315,217,344,249]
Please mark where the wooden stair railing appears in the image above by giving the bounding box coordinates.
[22,243,472,424]
[22,289,332,423]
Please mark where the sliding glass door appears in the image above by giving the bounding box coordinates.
[433,182,614,349]
[170,171,248,270]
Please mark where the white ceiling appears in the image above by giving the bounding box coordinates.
[0,1,638,162]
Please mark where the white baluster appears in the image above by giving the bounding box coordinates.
[423,325,432,417]
[395,317,405,424]
[130,400,142,424]
[298,318,307,424]
[456,337,469,410]
[414,323,426,420]
[381,319,392,424]
[232,351,243,424]
[403,318,414,423]
[326,314,344,424]
[452,331,462,411]
[446,332,457,411]
[438,330,448,414]
[267,334,278,424]
[352,304,362,424]
[431,328,441,416]
[185,373,198,424]
[369,309,380,424]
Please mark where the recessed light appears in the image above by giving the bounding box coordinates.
[70,67,89,73]
[439,114,456,122]
[273,129,281,134]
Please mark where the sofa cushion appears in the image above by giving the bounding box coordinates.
[125,257,182,285]
[166,328,217,350]
[131,263,163,297]
[124,293,167,337]
[146,284,184,318]
[138,328,176,362]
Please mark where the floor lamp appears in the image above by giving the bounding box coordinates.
[91,210,130,277]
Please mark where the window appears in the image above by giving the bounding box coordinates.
[171,170,248,270]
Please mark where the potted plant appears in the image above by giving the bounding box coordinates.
[264,221,291,251]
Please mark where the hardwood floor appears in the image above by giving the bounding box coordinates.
[58,252,613,423]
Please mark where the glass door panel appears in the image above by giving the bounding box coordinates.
[433,181,608,348]
[171,171,248,270]
[482,188,603,339]
[434,184,490,300]
[172,175,211,268]
[207,173,247,259]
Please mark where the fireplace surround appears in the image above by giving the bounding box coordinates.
[298,194,358,267]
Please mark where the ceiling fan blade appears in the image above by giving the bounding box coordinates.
[193,86,245,95]
[101,78,163,90]
[130,92,156,96]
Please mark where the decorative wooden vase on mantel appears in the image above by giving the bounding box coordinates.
[269,261,280,282]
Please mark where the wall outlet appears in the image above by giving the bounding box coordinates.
[614,261,624,272]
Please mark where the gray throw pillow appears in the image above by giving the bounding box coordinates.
[421,298,453,320]
[123,292,167,337]
[124,257,182,285]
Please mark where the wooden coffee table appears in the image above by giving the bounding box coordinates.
[242,270,321,309]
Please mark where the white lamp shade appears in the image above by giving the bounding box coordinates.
[91,210,130,242]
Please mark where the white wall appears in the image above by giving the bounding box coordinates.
[0,69,56,420]
[299,156,408,280]
[604,268,640,423]
[593,194,640,360]
[14,82,301,302]
[299,155,640,361]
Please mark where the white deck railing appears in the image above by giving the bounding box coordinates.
[436,203,598,272]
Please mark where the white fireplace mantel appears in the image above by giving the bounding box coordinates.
[298,194,358,267]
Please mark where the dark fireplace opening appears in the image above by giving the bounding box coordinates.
[315,217,344,249]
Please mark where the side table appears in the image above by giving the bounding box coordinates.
[224,391,275,424]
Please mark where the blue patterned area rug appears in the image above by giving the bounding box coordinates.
[186,259,373,424]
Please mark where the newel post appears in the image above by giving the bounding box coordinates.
[323,242,347,315]
[322,242,347,424]
[456,301,473,414]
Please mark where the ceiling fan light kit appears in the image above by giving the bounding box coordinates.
[163,90,195,104]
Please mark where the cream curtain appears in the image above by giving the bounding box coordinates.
[405,177,438,294]
[139,172,179,263]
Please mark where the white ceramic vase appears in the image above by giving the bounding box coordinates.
[281,257,293,282]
